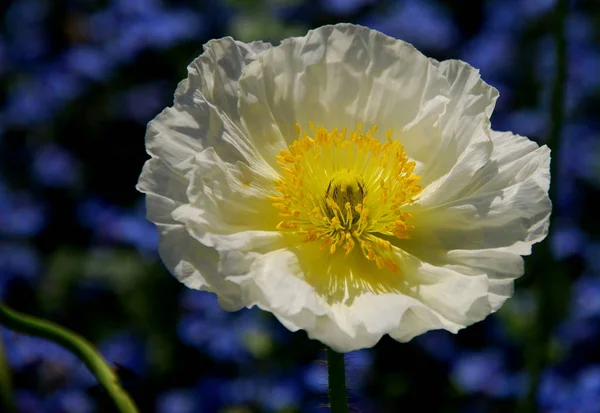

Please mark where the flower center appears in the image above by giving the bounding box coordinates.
[271,123,422,272]
[325,169,365,221]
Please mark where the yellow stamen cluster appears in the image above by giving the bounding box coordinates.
[271,123,422,271]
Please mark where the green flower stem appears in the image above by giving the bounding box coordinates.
[326,347,348,413]
[521,0,569,411]
[548,0,568,201]
[0,333,16,413]
[0,303,139,413]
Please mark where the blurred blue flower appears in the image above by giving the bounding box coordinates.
[322,0,375,15]
[569,44,600,96]
[539,367,600,413]
[452,350,524,398]
[303,361,327,393]
[87,10,119,44]
[415,329,457,363]
[180,290,227,319]
[33,145,79,188]
[537,35,598,113]
[260,378,302,412]
[107,21,153,61]
[4,79,57,125]
[345,349,373,389]
[4,64,83,126]
[495,109,547,141]
[571,276,600,319]
[197,378,228,410]
[46,389,94,413]
[0,191,46,237]
[225,377,263,405]
[461,32,515,80]
[551,223,587,260]
[178,314,247,362]
[200,0,232,33]
[556,318,600,348]
[218,375,301,411]
[142,10,205,49]
[64,46,116,81]
[77,198,113,229]
[584,243,600,273]
[561,123,600,183]
[111,212,159,252]
[363,0,457,51]
[487,81,513,113]
[115,0,161,15]
[4,0,49,62]
[2,328,92,387]
[156,389,200,413]
[77,199,158,251]
[118,83,167,123]
[520,0,556,18]
[179,297,278,362]
[235,309,268,336]
[99,331,146,376]
[485,0,555,33]
[104,9,204,63]
[207,327,247,362]
[566,13,594,46]
[575,366,600,413]
[15,390,43,413]
[0,243,40,298]
[2,329,43,370]
[3,329,97,389]
[0,243,41,280]
[41,65,85,104]
[538,369,570,411]
[579,365,600,392]
[346,348,373,371]
[555,171,581,215]
[7,27,48,63]
[4,0,48,27]
[553,123,598,215]
[484,0,525,32]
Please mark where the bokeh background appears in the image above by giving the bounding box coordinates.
[1,0,599,412]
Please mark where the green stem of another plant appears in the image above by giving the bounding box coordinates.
[0,333,16,413]
[326,347,348,413]
[0,303,139,413]
[520,0,569,412]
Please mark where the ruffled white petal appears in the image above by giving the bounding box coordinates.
[406,132,550,253]
[237,24,451,170]
[418,59,498,206]
[146,38,276,176]
[398,130,550,314]
[138,38,278,306]
[213,242,494,352]
[136,158,244,310]
[169,145,281,251]
[176,37,271,129]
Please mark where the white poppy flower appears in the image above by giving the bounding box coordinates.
[137,24,551,352]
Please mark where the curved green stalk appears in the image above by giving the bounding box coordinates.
[327,347,348,413]
[0,303,138,413]
[0,333,16,413]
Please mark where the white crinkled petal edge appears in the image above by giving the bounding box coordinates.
[137,23,551,352]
